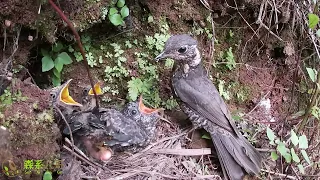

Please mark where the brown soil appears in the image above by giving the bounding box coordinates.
[0,79,60,179]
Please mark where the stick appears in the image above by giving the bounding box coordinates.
[151,148,212,156]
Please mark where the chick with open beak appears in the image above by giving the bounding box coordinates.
[68,95,162,152]
[50,79,83,116]
[63,91,162,160]
[81,81,103,111]
[49,79,111,162]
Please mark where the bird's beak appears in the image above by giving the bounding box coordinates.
[88,81,103,96]
[138,95,162,114]
[59,79,83,107]
[155,51,167,61]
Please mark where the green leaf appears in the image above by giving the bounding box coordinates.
[301,150,311,164]
[53,68,61,79]
[54,57,64,72]
[316,29,320,37]
[299,135,308,149]
[109,7,118,16]
[291,148,300,163]
[57,52,72,65]
[127,78,143,101]
[42,56,54,72]
[271,151,279,161]
[117,0,125,8]
[290,130,299,146]
[277,142,289,157]
[43,171,53,180]
[120,6,129,18]
[266,127,276,142]
[41,48,49,57]
[297,164,305,174]
[283,153,292,163]
[306,67,317,82]
[52,75,61,87]
[308,13,319,29]
[68,46,74,53]
[109,14,124,26]
[52,42,64,52]
[201,133,211,140]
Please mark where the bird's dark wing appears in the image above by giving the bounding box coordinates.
[173,69,237,134]
[100,109,145,146]
[63,111,106,136]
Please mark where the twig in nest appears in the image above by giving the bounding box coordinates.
[127,132,187,161]
[64,138,90,161]
[199,0,214,12]
[62,145,105,170]
[290,165,301,180]
[54,105,76,175]
[261,169,297,180]
[114,169,183,179]
[151,148,211,156]
[64,138,111,171]
[80,176,100,180]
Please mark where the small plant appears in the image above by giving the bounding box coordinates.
[0,88,27,111]
[145,23,170,55]
[224,47,236,70]
[308,13,320,37]
[126,23,171,107]
[104,43,129,83]
[108,0,129,26]
[215,47,236,70]
[69,35,93,62]
[162,97,178,110]
[86,52,96,67]
[266,128,313,174]
[218,80,231,100]
[41,42,72,86]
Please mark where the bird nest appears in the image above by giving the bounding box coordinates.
[59,116,221,180]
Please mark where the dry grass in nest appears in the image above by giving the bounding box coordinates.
[60,118,221,180]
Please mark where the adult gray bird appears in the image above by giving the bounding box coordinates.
[155,34,262,180]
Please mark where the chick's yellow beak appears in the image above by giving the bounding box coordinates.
[88,81,103,96]
[60,79,82,107]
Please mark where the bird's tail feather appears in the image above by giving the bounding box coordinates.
[210,132,262,180]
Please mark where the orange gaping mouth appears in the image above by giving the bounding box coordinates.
[60,80,82,107]
[138,95,161,114]
[88,81,103,96]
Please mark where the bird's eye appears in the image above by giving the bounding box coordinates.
[178,46,187,53]
[131,109,137,115]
